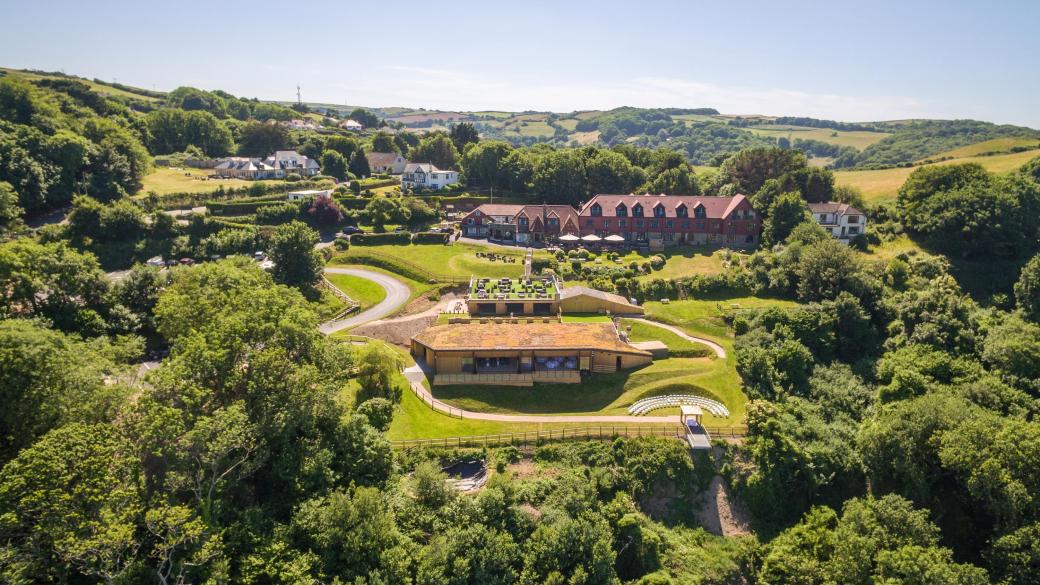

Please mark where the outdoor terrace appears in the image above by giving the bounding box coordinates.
[468,275,561,301]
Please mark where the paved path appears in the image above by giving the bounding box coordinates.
[626,318,727,359]
[319,268,410,334]
[403,364,681,424]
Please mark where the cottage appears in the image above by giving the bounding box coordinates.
[402,163,459,190]
[213,150,320,180]
[263,150,320,177]
[366,152,408,174]
[411,321,652,386]
[578,193,760,248]
[808,202,866,241]
[287,118,320,131]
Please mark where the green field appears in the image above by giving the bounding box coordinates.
[135,166,285,196]
[556,118,580,131]
[620,318,712,356]
[0,67,162,102]
[835,148,1040,203]
[332,243,526,279]
[325,273,387,310]
[922,137,1040,161]
[745,125,892,150]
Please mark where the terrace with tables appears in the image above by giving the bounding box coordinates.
[466,275,561,315]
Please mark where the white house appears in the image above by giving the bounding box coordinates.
[340,119,364,131]
[212,150,320,180]
[263,150,320,177]
[287,118,320,131]
[401,163,459,190]
[366,152,408,174]
[287,189,332,201]
[808,202,866,241]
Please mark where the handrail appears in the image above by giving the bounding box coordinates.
[391,424,748,449]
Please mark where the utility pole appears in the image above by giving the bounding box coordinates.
[296,83,302,106]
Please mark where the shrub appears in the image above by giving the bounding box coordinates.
[350,232,411,246]
[650,255,666,270]
[412,231,450,245]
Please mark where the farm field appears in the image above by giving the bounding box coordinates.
[325,272,387,310]
[135,166,283,196]
[835,148,1040,203]
[745,124,892,150]
[0,67,161,102]
[919,137,1040,161]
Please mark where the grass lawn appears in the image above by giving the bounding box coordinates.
[431,356,743,424]
[333,243,526,279]
[325,272,387,310]
[325,263,438,306]
[835,148,1040,204]
[560,314,613,323]
[312,288,351,321]
[135,166,284,196]
[620,318,711,356]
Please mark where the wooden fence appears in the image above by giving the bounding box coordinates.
[391,425,747,449]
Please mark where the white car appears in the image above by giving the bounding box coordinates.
[146,256,165,267]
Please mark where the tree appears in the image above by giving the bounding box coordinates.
[356,342,403,403]
[719,147,808,195]
[356,398,393,432]
[237,120,288,157]
[532,149,587,206]
[348,108,380,128]
[1015,253,1040,321]
[319,149,348,181]
[645,164,700,195]
[268,221,322,289]
[417,524,520,585]
[145,109,233,156]
[519,513,617,585]
[349,148,371,178]
[307,196,344,226]
[410,133,459,170]
[795,239,861,302]
[370,132,397,153]
[449,122,480,152]
[762,191,808,245]
[461,140,514,188]
[585,150,646,195]
[324,135,360,160]
[0,423,143,584]
[0,180,23,234]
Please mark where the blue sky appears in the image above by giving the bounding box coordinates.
[3,0,1038,126]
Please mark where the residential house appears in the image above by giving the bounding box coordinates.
[460,204,580,244]
[287,189,332,201]
[578,193,761,248]
[366,152,408,174]
[808,202,866,241]
[263,150,320,177]
[340,119,364,131]
[213,150,320,180]
[287,118,320,131]
[402,163,459,190]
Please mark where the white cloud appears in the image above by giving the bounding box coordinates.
[318,66,954,122]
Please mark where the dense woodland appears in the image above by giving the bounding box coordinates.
[3,69,1040,583]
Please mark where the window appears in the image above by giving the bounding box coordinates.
[635,220,644,229]
[619,219,627,228]
[748,223,755,231]
[649,220,658,229]
[676,205,688,218]
[586,219,594,227]
[665,220,673,228]
[632,204,644,217]
[466,218,474,225]
[694,205,707,219]
[848,215,860,224]
[682,220,690,229]
[696,221,705,230]
[654,204,665,217]
[712,221,720,230]
[548,218,559,227]
[603,219,611,228]
[590,204,602,217]
[616,204,627,217]
[849,226,860,235]
[664,232,674,241]
[518,217,528,227]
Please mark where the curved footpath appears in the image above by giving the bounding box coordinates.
[625,317,727,359]
[319,268,411,334]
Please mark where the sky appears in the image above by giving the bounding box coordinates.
[3,0,1039,126]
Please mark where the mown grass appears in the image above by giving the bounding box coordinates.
[325,272,387,310]
[620,318,711,356]
[136,166,283,196]
[332,243,525,279]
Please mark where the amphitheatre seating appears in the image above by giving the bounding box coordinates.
[627,394,730,417]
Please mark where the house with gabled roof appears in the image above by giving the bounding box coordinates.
[578,193,760,248]
[366,152,408,174]
[402,163,459,190]
[460,203,580,244]
[808,202,866,242]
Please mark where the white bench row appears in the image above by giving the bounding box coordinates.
[628,394,730,417]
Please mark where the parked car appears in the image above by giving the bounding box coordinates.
[253,251,267,261]
[340,226,362,236]
[146,256,165,267]
[178,258,195,266]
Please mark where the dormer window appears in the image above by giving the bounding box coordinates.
[693,204,707,219]
[676,204,688,218]
[616,203,627,217]
[632,204,644,218]
[654,204,666,218]
[590,203,602,217]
